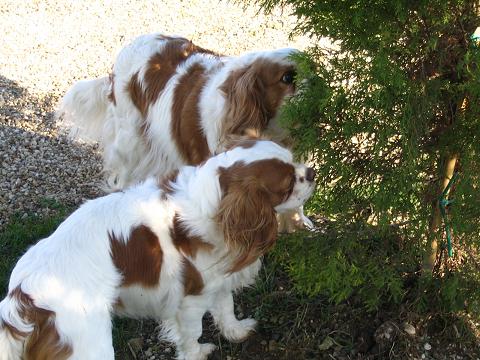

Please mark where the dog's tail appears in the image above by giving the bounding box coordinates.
[57,76,111,142]
[0,297,31,360]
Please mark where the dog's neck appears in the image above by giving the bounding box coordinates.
[198,63,231,154]
[169,162,223,247]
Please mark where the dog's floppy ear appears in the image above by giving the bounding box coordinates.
[216,169,278,273]
[220,66,269,137]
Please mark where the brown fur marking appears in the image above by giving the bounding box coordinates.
[2,319,27,340]
[127,37,218,129]
[127,71,147,133]
[108,72,116,105]
[220,59,296,137]
[158,169,180,199]
[217,159,295,272]
[6,287,73,360]
[126,37,220,141]
[170,214,214,258]
[222,136,261,152]
[171,63,210,164]
[182,257,204,296]
[110,225,163,287]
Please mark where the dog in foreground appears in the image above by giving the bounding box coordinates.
[0,140,315,360]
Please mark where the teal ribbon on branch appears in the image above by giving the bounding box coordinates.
[438,173,458,257]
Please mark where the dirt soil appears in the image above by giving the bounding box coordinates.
[120,259,480,360]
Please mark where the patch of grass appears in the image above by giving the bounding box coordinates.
[0,203,70,297]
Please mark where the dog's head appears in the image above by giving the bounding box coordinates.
[214,139,314,272]
[220,49,298,143]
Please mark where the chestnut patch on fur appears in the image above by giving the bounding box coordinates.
[170,214,214,258]
[220,59,296,138]
[127,72,146,132]
[5,287,72,360]
[182,257,204,296]
[108,72,116,105]
[171,63,210,164]
[110,225,163,287]
[156,34,177,41]
[127,37,218,128]
[223,136,261,151]
[218,159,296,208]
[158,169,180,199]
[217,159,295,272]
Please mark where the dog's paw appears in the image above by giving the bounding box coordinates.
[300,213,316,230]
[221,318,257,343]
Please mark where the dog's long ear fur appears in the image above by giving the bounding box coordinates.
[220,67,269,138]
[216,175,278,273]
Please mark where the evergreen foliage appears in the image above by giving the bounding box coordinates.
[252,0,480,310]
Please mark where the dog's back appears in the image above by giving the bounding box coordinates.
[0,189,148,360]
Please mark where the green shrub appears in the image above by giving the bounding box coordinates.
[274,224,413,311]
[250,0,480,311]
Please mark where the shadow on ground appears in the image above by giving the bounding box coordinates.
[0,74,103,230]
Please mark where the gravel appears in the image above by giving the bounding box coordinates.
[0,0,308,230]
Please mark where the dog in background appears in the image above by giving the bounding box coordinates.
[0,140,315,360]
[58,33,314,230]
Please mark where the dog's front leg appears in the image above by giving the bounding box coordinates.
[278,206,316,233]
[210,290,257,343]
[165,296,216,360]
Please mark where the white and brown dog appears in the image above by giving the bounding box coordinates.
[58,33,313,230]
[0,140,315,360]
[59,33,298,190]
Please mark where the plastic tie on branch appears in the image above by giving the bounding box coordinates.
[439,172,459,257]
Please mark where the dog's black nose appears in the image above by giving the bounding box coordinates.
[306,167,315,182]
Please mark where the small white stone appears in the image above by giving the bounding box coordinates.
[424,342,432,351]
[402,322,416,336]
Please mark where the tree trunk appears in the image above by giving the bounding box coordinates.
[422,154,458,274]
[422,93,469,275]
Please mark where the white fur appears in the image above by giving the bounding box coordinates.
[59,77,111,142]
[0,141,314,360]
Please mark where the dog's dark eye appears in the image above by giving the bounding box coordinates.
[281,71,296,84]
